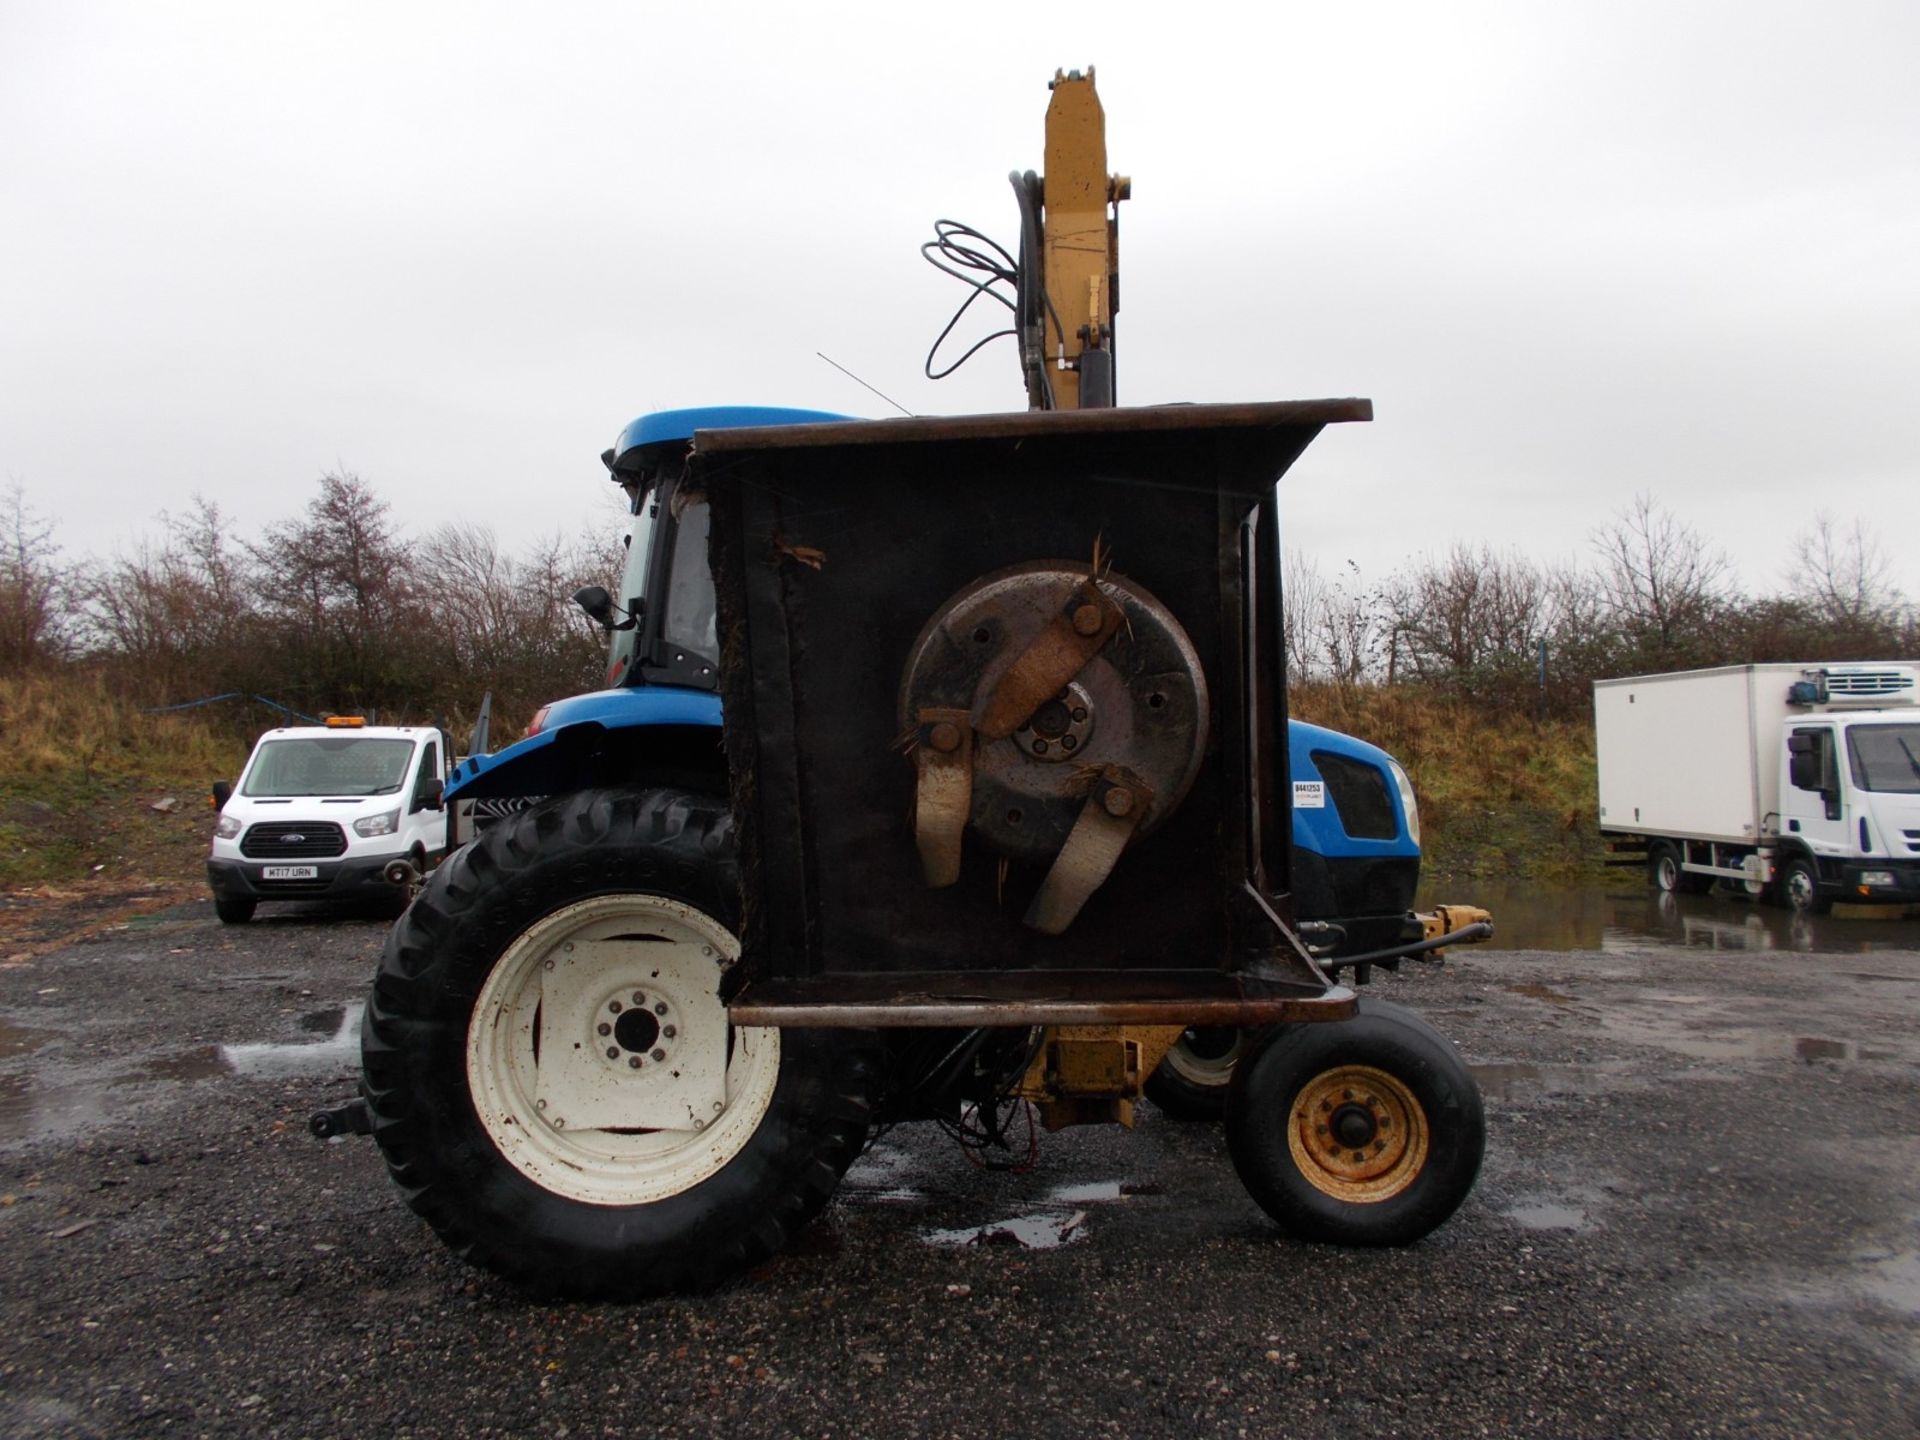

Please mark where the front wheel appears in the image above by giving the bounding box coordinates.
[361,787,880,1298]
[1225,997,1484,1246]
[213,895,255,925]
[1779,856,1830,916]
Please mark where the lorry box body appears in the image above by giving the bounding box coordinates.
[1596,664,1796,843]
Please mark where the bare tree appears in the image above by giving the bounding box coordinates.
[251,472,422,705]
[1281,547,1329,683]
[0,481,68,671]
[1310,559,1384,686]
[1381,544,1550,689]
[1790,513,1903,628]
[1591,493,1730,657]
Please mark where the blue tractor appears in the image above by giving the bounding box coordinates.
[345,75,1490,1297]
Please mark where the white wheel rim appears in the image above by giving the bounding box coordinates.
[466,894,779,1207]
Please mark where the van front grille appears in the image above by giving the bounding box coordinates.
[240,822,347,858]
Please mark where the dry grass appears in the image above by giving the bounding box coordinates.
[0,671,245,783]
[0,671,249,890]
[1293,682,1601,880]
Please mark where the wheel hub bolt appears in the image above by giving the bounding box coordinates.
[609,1000,622,1014]
[606,1047,619,1060]
[693,1119,706,1131]
[598,1023,612,1037]
[654,1002,668,1016]
[651,1048,666,1062]
[662,1025,677,1039]
[628,1057,642,1069]
[713,1102,725,1114]
[631,992,646,1006]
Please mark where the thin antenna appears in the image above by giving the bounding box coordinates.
[816,352,914,417]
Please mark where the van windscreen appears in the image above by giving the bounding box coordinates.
[242,737,417,797]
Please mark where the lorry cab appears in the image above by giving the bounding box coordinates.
[1778,702,1920,909]
[207,720,451,924]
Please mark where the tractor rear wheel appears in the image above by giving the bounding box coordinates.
[1225,997,1483,1246]
[361,786,879,1298]
[1144,1026,1250,1121]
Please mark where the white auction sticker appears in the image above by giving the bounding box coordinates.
[1293,781,1325,808]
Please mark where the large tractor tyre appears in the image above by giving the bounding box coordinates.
[360,786,881,1299]
[213,895,256,925]
[1779,856,1831,916]
[1648,841,1710,895]
[1225,997,1485,1247]
[1144,1026,1254,1121]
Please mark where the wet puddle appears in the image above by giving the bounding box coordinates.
[843,1144,1141,1251]
[1589,1012,1901,1065]
[0,1006,361,1146]
[923,1210,1092,1251]
[219,1007,360,1079]
[1505,1201,1589,1231]
[1431,881,1920,954]
[1468,1061,1594,1101]
[1856,1248,1920,1318]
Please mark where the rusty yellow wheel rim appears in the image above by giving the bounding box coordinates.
[1287,1064,1429,1203]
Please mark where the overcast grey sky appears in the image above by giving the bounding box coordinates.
[4,2,1917,600]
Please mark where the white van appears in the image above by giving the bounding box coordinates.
[207,720,452,923]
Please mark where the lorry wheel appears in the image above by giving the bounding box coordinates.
[213,895,256,925]
[1144,1027,1250,1121]
[1648,842,1709,895]
[1780,856,1830,916]
[1224,997,1484,1247]
[360,786,880,1299]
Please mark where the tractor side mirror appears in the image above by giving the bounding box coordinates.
[211,780,233,809]
[574,585,616,628]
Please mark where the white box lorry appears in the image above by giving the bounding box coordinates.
[207,719,453,923]
[1595,662,1920,913]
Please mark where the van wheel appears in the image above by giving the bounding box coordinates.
[213,896,256,925]
[360,786,880,1299]
[1225,997,1484,1246]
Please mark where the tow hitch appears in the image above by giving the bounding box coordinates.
[309,1097,372,1139]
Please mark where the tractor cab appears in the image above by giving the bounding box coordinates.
[443,407,844,805]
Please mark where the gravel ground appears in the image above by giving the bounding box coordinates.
[1,898,1916,1438]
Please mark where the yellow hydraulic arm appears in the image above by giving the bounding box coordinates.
[1019,68,1129,410]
